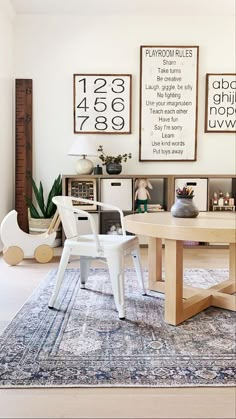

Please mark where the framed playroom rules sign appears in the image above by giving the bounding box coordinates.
[205,73,236,133]
[73,74,132,134]
[139,46,199,161]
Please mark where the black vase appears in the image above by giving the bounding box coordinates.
[106,162,122,175]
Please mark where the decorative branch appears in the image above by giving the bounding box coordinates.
[97,145,132,165]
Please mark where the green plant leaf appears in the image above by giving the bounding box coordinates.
[24,174,62,219]
[24,195,41,218]
[45,175,62,218]
[38,181,45,213]
[31,178,46,216]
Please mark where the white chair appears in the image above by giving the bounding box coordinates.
[48,196,145,319]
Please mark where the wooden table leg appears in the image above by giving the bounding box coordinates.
[211,242,236,311]
[148,237,162,289]
[164,239,183,325]
[229,243,236,285]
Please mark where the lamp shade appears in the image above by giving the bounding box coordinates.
[68,137,97,157]
[68,137,97,175]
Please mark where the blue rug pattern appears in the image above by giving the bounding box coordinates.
[0,268,235,387]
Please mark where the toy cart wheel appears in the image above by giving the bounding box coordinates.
[34,245,54,263]
[3,246,24,266]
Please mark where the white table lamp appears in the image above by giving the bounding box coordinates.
[68,137,97,175]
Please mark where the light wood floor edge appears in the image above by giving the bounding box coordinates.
[0,387,235,419]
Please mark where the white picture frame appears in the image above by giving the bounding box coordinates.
[205,73,236,133]
[139,46,199,161]
[73,74,132,134]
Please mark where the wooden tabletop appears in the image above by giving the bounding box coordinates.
[124,211,236,243]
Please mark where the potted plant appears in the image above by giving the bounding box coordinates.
[25,175,62,246]
[97,145,132,174]
[170,185,199,218]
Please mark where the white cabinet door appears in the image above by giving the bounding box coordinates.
[101,178,133,210]
[174,178,208,211]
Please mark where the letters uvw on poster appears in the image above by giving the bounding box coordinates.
[140,46,199,161]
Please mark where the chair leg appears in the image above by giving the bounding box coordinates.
[80,256,92,288]
[106,252,125,319]
[131,247,146,295]
[48,246,71,309]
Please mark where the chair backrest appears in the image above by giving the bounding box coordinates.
[53,196,103,253]
[54,196,99,237]
[52,196,78,239]
[53,195,126,236]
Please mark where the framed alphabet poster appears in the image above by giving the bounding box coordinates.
[205,73,236,133]
[74,74,132,134]
[139,46,199,161]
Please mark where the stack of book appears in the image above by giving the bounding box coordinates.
[147,204,164,212]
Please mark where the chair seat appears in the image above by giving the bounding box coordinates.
[65,234,138,257]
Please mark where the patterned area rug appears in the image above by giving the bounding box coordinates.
[0,268,235,388]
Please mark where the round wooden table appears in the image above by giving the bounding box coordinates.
[124,212,236,325]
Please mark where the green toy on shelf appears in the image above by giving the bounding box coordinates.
[135,178,153,213]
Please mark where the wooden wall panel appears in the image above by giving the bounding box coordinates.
[15,79,33,232]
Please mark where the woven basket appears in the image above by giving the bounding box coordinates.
[28,213,61,247]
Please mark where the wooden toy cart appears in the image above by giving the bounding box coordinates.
[0,210,60,265]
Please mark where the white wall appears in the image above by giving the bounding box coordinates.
[0,0,15,249]
[14,14,235,193]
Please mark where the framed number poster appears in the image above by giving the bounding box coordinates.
[139,46,199,161]
[74,74,132,134]
[205,73,236,133]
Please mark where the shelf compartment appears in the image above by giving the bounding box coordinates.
[100,211,133,235]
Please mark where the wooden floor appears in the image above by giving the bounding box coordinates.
[0,247,235,419]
